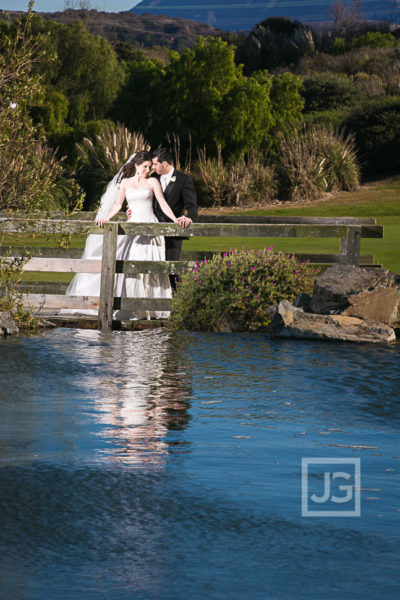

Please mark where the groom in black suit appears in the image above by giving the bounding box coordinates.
[151,148,198,262]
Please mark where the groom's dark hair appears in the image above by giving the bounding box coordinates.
[152,148,173,165]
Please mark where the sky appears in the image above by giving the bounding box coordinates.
[0,1,141,11]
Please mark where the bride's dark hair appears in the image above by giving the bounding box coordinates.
[117,150,152,182]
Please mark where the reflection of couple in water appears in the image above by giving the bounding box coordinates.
[63,149,197,319]
[76,328,192,466]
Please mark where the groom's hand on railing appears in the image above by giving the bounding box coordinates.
[177,216,192,228]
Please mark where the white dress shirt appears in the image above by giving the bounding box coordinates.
[160,168,174,191]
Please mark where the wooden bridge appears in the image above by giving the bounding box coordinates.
[0,213,383,333]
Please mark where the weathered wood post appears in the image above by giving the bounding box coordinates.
[98,222,118,333]
[340,226,361,266]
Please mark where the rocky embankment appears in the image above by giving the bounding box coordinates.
[0,312,19,336]
[270,264,400,343]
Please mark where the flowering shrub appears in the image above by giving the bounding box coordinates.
[170,247,318,332]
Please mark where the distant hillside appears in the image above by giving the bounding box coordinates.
[131,0,397,31]
[0,9,221,51]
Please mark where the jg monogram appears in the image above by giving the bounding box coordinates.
[301,458,361,517]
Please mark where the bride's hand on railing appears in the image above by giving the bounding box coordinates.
[95,217,108,227]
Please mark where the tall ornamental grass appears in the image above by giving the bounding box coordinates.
[277,124,360,201]
[76,122,150,209]
[193,146,277,207]
[171,247,318,332]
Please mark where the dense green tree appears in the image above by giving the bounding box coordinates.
[162,37,239,149]
[344,97,400,174]
[53,21,124,126]
[219,71,274,155]
[111,36,304,158]
[236,17,315,74]
[330,31,397,55]
[112,41,148,64]
[0,3,83,211]
[270,72,304,134]
[159,37,303,155]
[301,72,357,112]
[109,56,165,140]
[8,15,125,130]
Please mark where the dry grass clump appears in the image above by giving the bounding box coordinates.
[193,146,277,207]
[75,121,150,208]
[277,124,360,201]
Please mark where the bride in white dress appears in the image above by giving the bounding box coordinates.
[63,150,180,320]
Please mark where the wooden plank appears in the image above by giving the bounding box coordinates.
[113,297,173,311]
[99,222,118,333]
[117,260,195,276]
[0,211,376,225]
[0,210,126,221]
[4,246,375,266]
[21,294,173,311]
[197,215,377,225]
[115,222,191,237]
[288,253,375,264]
[23,257,101,273]
[359,225,384,238]
[38,315,171,331]
[180,251,376,266]
[0,246,83,259]
[0,217,95,235]
[21,294,100,309]
[119,222,350,238]
[0,218,383,239]
[17,282,69,294]
[340,227,361,265]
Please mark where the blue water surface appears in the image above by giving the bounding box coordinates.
[0,328,399,599]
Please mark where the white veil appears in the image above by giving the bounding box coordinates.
[95,152,137,222]
[61,152,138,306]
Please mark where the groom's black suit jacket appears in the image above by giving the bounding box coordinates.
[152,169,198,224]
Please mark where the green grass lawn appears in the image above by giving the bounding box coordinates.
[184,176,400,272]
[2,175,400,278]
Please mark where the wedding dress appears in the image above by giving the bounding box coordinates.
[61,186,171,320]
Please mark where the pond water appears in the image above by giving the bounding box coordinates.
[0,328,399,600]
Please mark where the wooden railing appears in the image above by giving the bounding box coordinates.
[0,214,383,332]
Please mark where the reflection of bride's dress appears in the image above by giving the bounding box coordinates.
[61,186,171,320]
